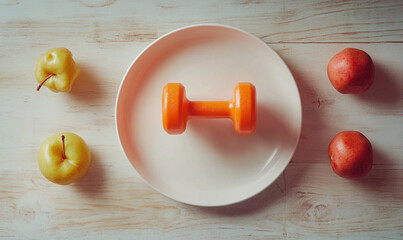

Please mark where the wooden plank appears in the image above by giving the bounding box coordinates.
[0,0,402,45]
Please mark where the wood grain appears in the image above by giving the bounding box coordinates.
[0,0,402,239]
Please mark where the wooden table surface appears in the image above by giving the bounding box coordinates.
[1,0,402,239]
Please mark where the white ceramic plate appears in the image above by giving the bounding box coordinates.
[115,24,301,206]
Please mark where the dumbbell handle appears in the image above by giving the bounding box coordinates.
[188,101,233,118]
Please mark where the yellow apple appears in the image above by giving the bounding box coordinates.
[35,48,80,92]
[38,132,91,185]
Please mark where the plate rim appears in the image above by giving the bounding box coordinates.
[115,23,302,207]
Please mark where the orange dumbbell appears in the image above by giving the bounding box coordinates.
[162,83,256,135]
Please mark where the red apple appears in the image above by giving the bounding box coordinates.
[327,48,374,94]
[328,131,373,179]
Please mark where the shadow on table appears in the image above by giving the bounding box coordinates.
[68,63,106,103]
[352,145,401,199]
[73,150,108,197]
[355,62,402,104]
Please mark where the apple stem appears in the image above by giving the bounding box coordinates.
[61,135,66,159]
[36,74,54,91]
